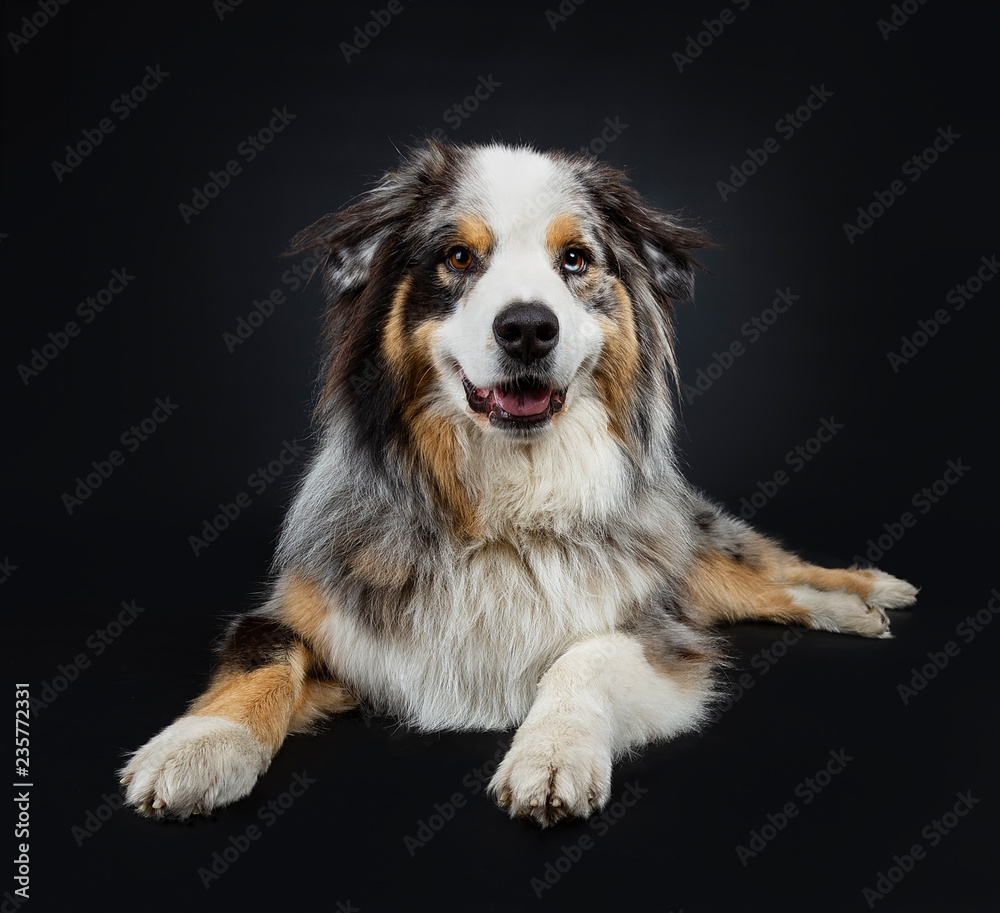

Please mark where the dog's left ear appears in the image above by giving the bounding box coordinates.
[584,163,715,303]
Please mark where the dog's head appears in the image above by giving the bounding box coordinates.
[290,140,711,471]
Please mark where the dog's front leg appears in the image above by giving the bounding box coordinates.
[488,631,713,826]
[120,587,355,819]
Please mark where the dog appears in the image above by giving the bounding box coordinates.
[120,140,917,826]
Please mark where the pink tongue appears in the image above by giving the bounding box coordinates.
[494,385,551,417]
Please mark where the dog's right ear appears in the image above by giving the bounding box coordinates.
[285,140,453,299]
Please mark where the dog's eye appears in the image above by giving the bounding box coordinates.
[446,246,474,271]
[562,249,587,274]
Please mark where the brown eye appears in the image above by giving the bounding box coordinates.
[447,246,474,271]
[562,249,587,274]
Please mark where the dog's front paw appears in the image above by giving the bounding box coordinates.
[119,715,270,819]
[488,721,612,827]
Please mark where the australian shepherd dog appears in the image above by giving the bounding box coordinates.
[121,141,916,826]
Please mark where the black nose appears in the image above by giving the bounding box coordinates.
[493,303,559,365]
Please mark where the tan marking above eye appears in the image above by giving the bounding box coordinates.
[546,213,583,256]
[454,214,494,255]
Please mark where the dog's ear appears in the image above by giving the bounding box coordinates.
[632,206,713,302]
[583,162,715,303]
[286,140,452,297]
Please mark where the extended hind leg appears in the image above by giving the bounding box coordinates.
[685,504,917,637]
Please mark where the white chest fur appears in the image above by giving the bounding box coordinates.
[320,527,661,731]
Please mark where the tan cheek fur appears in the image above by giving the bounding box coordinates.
[592,279,642,445]
[382,276,481,539]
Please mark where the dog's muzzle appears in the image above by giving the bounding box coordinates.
[457,302,566,432]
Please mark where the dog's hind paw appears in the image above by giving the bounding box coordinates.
[863,569,919,611]
[787,586,894,639]
[119,715,269,819]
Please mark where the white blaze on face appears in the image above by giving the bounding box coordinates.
[434,145,606,404]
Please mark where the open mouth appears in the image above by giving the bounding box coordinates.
[459,368,566,430]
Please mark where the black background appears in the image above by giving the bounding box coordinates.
[3,1,998,911]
